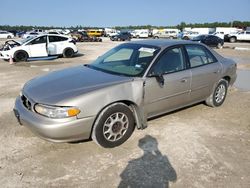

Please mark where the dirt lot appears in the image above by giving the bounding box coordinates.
[0,38,250,188]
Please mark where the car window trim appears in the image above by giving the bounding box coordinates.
[146,44,188,77]
[183,44,218,69]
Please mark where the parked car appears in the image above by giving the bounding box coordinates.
[0,31,14,39]
[0,34,77,62]
[22,32,39,39]
[153,30,178,39]
[87,30,103,37]
[224,31,250,43]
[131,29,149,38]
[182,31,200,40]
[13,40,237,148]
[110,32,132,41]
[192,35,224,49]
[71,31,102,42]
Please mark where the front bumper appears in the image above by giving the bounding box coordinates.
[13,96,95,142]
[0,51,10,59]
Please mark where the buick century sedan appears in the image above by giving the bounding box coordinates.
[14,40,237,148]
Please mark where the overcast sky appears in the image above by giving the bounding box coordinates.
[1,0,250,27]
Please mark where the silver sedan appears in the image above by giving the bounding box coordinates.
[14,40,237,148]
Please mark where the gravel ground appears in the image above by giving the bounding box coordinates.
[0,38,250,188]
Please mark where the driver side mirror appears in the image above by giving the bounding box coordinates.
[155,74,165,86]
[148,71,165,86]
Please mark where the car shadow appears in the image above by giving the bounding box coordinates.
[118,135,177,188]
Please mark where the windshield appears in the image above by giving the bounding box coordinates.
[89,43,160,77]
[19,36,36,44]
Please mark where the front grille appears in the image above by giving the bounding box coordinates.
[21,95,32,110]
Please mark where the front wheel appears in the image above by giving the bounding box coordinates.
[92,103,135,148]
[14,51,28,62]
[205,79,228,107]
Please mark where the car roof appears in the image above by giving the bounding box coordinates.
[129,39,198,48]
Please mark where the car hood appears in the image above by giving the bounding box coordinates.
[23,65,133,104]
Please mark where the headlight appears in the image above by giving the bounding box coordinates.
[34,104,80,118]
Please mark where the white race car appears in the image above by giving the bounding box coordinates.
[0,34,78,62]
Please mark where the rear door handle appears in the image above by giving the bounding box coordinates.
[180,78,188,83]
[213,70,220,74]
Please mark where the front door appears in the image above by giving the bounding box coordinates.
[144,46,191,118]
[27,36,48,57]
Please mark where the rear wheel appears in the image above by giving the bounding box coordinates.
[7,35,11,39]
[205,79,228,107]
[92,103,135,148]
[63,48,74,58]
[14,51,28,62]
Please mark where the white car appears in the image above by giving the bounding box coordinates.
[182,31,200,40]
[0,31,14,39]
[0,34,78,62]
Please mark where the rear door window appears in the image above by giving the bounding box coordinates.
[49,36,68,42]
[185,45,217,68]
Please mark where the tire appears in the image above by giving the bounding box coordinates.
[136,35,140,39]
[169,36,173,39]
[217,42,223,49]
[229,37,236,43]
[91,103,135,148]
[183,36,189,40]
[14,50,28,62]
[7,35,11,39]
[205,79,228,107]
[63,48,74,58]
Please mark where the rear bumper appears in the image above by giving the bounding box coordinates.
[13,96,95,142]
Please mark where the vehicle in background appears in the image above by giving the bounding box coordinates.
[0,31,15,39]
[22,29,45,39]
[192,35,224,49]
[0,34,77,62]
[16,31,26,38]
[131,29,149,38]
[87,30,103,37]
[47,31,63,35]
[110,32,132,41]
[224,31,250,43]
[104,28,120,37]
[13,40,237,148]
[71,31,102,42]
[213,27,242,39]
[182,31,200,40]
[153,29,179,39]
[22,32,40,39]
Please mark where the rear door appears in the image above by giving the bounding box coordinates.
[185,44,222,102]
[144,46,191,117]
[48,35,69,55]
[27,36,48,57]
